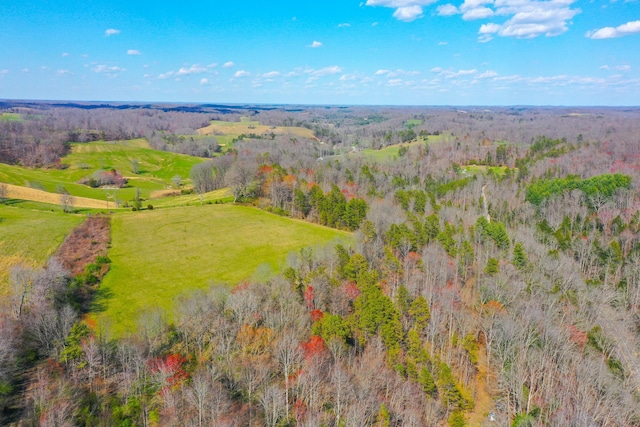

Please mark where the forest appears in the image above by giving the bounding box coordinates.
[1,101,640,426]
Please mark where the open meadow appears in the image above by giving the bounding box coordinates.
[0,139,205,203]
[358,134,444,161]
[197,117,318,147]
[0,205,84,294]
[96,204,350,335]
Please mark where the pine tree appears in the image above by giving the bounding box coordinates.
[512,242,528,269]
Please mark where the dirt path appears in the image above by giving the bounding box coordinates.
[3,183,112,209]
[466,342,495,426]
[461,276,496,426]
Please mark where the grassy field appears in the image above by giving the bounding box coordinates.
[0,205,84,294]
[96,204,350,335]
[197,118,318,147]
[3,183,113,209]
[0,113,23,122]
[404,119,423,128]
[149,187,233,207]
[358,135,443,162]
[0,139,206,203]
[463,164,512,177]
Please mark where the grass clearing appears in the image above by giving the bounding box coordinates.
[197,119,317,145]
[149,187,233,207]
[0,113,24,122]
[2,183,113,209]
[463,165,512,177]
[0,139,206,203]
[0,205,83,294]
[404,119,423,128]
[96,204,350,335]
[358,135,444,162]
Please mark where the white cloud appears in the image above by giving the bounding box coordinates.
[477,70,499,78]
[105,28,120,36]
[234,70,250,78]
[338,23,351,27]
[200,78,209,85]
[437,0,582,41]
[177,64,207,75]
[488,0,580,39]
[339,74,359,81]
[366,0,439,22]
[57,69,73,76]
[437,4,459,15]
[431,68,478,79]
[311,66,342,77]
[616,65,631,71]
[93,65,126,73]
[62,52,70,57]
[394,5,424,21]
[375,69,391,75]
[223,62,234,68]
[127,49,141,55]
[0,69,8,77]
[263,71,281,78]
[462,7,494,20]
[22,68,29,73]
[587,20,640,39]
[309,41,323,48]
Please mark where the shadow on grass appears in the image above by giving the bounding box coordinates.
[89,285,114,313]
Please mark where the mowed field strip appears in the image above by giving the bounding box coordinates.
[2,183,113,209]
[197,119,318,144]
[0,205,84,294]
[97,204,350,335]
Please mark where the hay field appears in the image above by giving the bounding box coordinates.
[96,204,349,335]
[0,205,83,294]
[197,119,318,142]
[2,183,111,209]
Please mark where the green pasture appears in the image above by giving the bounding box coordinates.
[0,205,83,294]
[0,198,107,214]
[0,139,206,202]
[149,188,233,208]
[404,119,423,128]
[96,204,350,335]
[359,134,443,162]
[198,118,318,148]
[462,165,512,177]
[0,113,23,122]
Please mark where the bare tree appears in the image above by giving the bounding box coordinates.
[276,333,303,421]
[259,384,284,427]
[190,161,216,204]
[225,160,256,202]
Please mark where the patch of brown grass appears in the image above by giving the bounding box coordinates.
[4,183,109,209]
[149,189,180,199]
[0,255,37,296]
[197,122,317,140]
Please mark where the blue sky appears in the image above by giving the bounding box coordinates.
[1,0,638,105]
